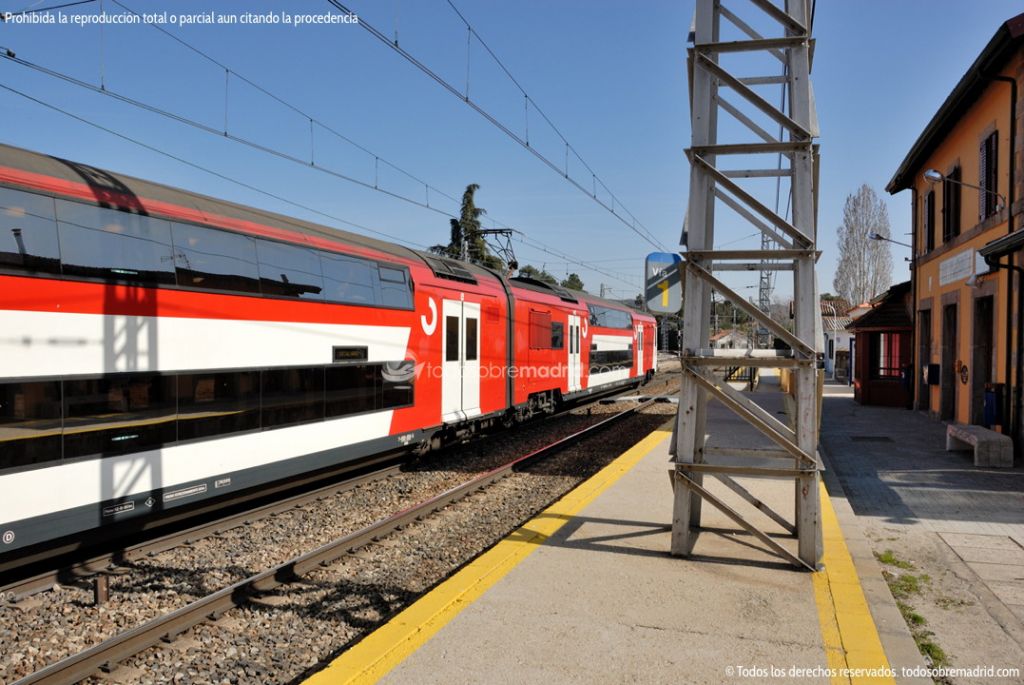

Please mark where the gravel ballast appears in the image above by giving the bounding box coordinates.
[1,366,680,685]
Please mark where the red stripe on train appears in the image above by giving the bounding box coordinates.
[0,274,416,326]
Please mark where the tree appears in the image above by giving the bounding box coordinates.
[433,184,504,269]
[560,273,585,291]
[518,264,558,285]
[834,185,893,305]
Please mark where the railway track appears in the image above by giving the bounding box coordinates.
[1,370,678,604]
[9,396,668,685]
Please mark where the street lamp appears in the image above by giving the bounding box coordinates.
[866,231,912,249]
[923,168,1005,212]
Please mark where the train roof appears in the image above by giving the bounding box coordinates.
[0,143,651,310]
[0,142,425,264]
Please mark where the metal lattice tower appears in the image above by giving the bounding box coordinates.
[757,230,773,348]
[672,0,822,569]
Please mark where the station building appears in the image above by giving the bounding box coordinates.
[886,13,1024,457]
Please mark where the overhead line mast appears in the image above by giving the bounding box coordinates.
[672,0,823,570]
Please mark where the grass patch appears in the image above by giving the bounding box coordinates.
[884,570,951,673]
[874,549,914,569]
[918,636,949,669]
[935,595,973,610]
[882,570,930,599]
[896,600,926,627]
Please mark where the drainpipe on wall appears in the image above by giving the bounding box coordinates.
[991,75,1017,443]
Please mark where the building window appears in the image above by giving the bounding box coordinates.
[924,190,935,252]
[979,131,999,220]
[870,332,904,380]
[942,166,961,242]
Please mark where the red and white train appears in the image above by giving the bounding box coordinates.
[0,143,656,556]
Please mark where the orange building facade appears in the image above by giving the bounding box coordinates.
[887,14,1024,457]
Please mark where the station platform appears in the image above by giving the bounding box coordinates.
[305,382,903,685]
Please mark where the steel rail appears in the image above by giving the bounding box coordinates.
[12,398,659,685]
[1,382,651,599]
[0,461,403,602]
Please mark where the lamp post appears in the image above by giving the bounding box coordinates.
[866,231,912,249]
[923,168,1006,212]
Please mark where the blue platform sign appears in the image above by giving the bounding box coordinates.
[644,252,682,314]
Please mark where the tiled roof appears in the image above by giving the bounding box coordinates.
[823,316,853,332]
[847,282,912,331]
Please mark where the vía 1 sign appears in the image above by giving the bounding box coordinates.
[644,252,682,314]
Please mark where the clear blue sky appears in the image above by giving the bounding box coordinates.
[0,0,1021,301]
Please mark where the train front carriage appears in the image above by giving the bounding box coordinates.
[0,144,474,557]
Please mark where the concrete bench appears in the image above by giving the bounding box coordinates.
[945,424,1014,468]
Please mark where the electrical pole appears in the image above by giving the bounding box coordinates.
[671,0,822,570]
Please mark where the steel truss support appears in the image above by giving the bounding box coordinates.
[672,0,822,569]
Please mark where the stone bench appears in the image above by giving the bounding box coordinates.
[945,424,1014,468]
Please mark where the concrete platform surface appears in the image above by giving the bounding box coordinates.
[380,432,830,685]
[305,384,898,685]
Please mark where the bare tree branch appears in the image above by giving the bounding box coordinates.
[834,184,893,304]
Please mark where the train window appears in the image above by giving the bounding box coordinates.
[63,374,177,459]
[319,251,377,305]
[529,311,552,349]
[177,371,260,441]
[0,380,62,471]
[378,265,413,309]
[589,346,634,374]
[261,367,324,428]
[551,322,564,350]
[445,316,460,362]
[171,223,261,294]
[465,319,478,361]
[0,188,62,277]
[381,361,415,408]
[55,200,176,285]
[588,304,632,329]
[256,240,324,300]
[326,364,378,417]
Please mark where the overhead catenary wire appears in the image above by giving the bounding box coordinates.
[1,0,644,285]
[0,79,644,290]
[1,51,467,222]
[0,81,432,250]
[512,233,640,289]
[326,0,668,252]
[104,0,464,213]
[2,52,636,286]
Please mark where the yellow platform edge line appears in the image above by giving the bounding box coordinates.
[813,481,895,685]
[303,428,674,685]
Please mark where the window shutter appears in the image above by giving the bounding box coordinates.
[979,138,988,220]
[989,132,998,217]
[925,190,935,251]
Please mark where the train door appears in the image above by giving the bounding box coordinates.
[567,313,582,392]
[442,298,481,423]
[635,324,644,377]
